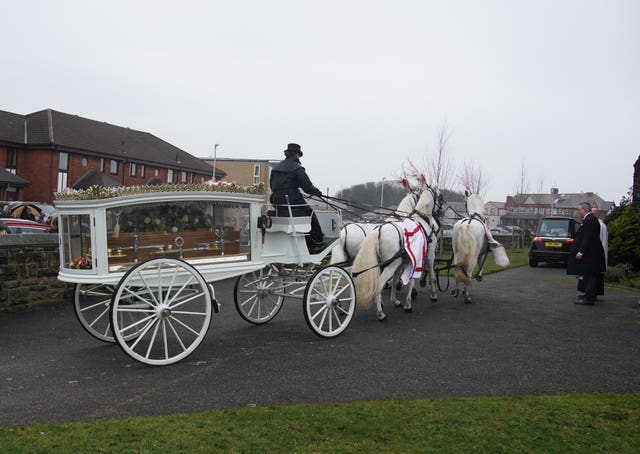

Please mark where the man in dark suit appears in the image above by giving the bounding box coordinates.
[567,202,606,305]
[270,143,325,252]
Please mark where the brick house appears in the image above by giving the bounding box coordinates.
[501,188,614,231]
[0,108,218,204]
[202,157,272,187]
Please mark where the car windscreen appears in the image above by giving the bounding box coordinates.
[538,219,570,238]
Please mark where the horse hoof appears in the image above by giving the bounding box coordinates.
[465,299,472,304]
[475,276,483,282]
[377,314,387,322]
[411,289,418,299]
[404,307,412,313]
[430,296,438,302]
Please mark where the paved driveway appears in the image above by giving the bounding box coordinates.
[1,266,639,426]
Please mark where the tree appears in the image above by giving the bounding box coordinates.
[514,160,529,195]
[425,123,455,190]
[604,188,632,225]
[607,205,640,270]
[459,160,488,198]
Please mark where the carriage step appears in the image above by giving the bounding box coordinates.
[208,284,220,313]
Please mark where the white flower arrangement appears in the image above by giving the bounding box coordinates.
[55,181,265,201]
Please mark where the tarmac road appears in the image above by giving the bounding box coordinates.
[1,265,640,426]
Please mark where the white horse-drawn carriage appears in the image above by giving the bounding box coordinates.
[55,184,355,366]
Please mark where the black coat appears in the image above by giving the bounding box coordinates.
[269,156,322,207]
[567,213,606,276]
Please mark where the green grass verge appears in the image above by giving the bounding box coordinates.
[1,394,639,453]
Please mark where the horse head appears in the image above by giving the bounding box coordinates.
[414,187,435,219]
[465,193,486,220]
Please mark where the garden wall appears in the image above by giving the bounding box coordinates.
[0,235,74,310]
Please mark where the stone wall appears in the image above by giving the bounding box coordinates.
[0,235,74,310]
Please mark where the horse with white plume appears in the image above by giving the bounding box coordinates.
[451,192,509,303]
[351,187,440,320]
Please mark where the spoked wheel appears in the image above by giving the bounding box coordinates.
[110,258,212,366]
[303,265,355,338]
[234,265,284,324]
[74,283,147,343]
[74,283,116,343]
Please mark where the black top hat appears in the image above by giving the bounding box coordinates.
[284,143,303,157]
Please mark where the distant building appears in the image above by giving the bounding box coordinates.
[202,157,271,187]
[0,108,215,204]
[484,201,507,229]
[501,188,614,230]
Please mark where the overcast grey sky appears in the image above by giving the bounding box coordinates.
[4,0,639,203]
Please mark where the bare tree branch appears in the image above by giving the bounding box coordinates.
[425,123,455,190]
[458,160,488,198]
[514,160,530,195]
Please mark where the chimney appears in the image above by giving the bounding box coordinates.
[550,187,558,195]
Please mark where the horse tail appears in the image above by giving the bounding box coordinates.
[352,229,381,308]
[329,229,348,264]
[453,223,476,286]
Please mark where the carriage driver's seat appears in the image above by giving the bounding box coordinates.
[266,202,312,236]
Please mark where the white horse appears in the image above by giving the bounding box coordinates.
[351,188,439,320]
[451,193,509,303]
[330,191,418,264]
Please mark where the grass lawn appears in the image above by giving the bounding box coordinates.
[1,394,639,453]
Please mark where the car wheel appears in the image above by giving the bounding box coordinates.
[529,256,538,267]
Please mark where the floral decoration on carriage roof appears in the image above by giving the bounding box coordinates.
[55,181,265,201]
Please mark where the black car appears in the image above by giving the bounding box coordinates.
[529,216,581,267]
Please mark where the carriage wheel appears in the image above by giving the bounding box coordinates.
[74,283,118,343]
[110,258,212,366]
[234,265,284,325]
[303,265,355,338]
[74,283,148,343]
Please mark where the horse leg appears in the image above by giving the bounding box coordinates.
[390,270,402,308]
[375,292,386,321]
[378,263,401,320]
[463,284,472,304]
[403,279,414,312]
[427,254,438,302]
[474,251,489,282]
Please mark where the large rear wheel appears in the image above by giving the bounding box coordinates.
[110,258,212,366]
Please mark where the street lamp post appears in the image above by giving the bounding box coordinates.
[380,177,386,208]
[212,144,219,182]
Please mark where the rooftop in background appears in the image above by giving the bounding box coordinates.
[0,108,213,175]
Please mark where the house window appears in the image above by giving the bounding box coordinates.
[253,165,260,184]
[140,165,145,178]
[129,163,137,177]
[167,169,174,183]
[110,160,118,175]
[6,147,17,173]
[181,171,187,183]
[100,158,105,172]
[57,152,69,192]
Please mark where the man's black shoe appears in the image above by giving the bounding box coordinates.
[574,299,595,305]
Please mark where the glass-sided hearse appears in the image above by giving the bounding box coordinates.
[55,184,354,366]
